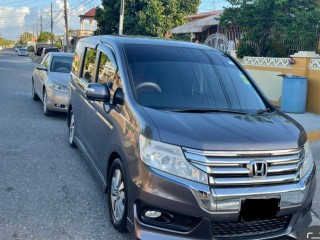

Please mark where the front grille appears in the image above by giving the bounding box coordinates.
[211,215,291,238]
[183,147,304,186]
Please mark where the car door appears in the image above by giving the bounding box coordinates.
[70,43,98,145]
[85,44,121,174]
[34,55,49,100]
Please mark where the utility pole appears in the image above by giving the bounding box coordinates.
[119,0,125,35]
[33,22,35,48]
[40,15,43,33]
[63,0,69,52]
[51,2,54,46]
[36,19,38,38]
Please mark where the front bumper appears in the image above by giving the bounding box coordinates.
[46,87,69,112]
[127,161,316,239]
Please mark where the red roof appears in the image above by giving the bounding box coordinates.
[185,10,223,20]
[79,8,95,18]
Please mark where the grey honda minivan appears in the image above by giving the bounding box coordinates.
[67,36,316,239]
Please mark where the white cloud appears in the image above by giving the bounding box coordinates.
[0,7,30,38]
[0,1,97,40]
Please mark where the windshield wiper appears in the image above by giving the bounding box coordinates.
[165,109,247,114]
[251,107,273,115]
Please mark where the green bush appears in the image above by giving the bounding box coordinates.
[27,46,34,52]
[236,43,256,58]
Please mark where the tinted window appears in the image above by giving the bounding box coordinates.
[82,48,97,83]
[50,56,73,73]
[97,51,120,95]
[72,44,84,77]
[125,44,266,113]
[45,48,59,54]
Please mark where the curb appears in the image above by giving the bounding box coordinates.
[308,131,320,142]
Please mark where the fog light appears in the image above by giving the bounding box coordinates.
[144,210,162,218]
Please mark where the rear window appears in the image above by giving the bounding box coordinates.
[45,48,59,53]
[50,56,73,73]
[124,44,266,113]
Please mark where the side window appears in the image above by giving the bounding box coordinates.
[82,48,97,83]
[72,44,84,77]
[97,51,121,95]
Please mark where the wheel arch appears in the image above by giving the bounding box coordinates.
[105,152,121,192]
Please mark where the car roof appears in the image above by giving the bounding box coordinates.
[80,35,217,51]
[47,52,74,57]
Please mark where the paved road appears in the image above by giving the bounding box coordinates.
[0,48,319,240]
[0,49,133,239]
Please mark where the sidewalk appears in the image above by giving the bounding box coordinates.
[288,112,320,142]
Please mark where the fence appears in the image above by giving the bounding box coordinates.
[240,52,320,114]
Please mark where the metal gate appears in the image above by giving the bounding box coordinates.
[205,34,229,52]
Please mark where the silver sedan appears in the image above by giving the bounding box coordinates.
[32,52,74,116]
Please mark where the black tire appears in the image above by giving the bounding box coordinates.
[32,80,40,101]
[43,90,54,116]
[68,110,77,148]
[107,159,128,232]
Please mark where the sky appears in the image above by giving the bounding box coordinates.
[0,0,228,41]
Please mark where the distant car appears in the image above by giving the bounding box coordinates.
[0,45,3,51]
[15,46,22,52]
[18,48,28,56]
[41,47,59,57]
[32,52,74,116]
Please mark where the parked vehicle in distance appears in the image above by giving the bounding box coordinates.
[68,36,316,240]
[41,47,59,57]
[32,52,74,116]
[15,45,22,52]
[18,48,28,56]
[0,45,3,51]
[35,44,52,56]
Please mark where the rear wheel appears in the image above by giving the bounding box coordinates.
[43,90,54,116]
[32,80,40,101]
[108,159,128,232]
[68,110,77,148]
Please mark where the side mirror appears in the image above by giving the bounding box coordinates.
[36,64,47,71]
[113,88,124,106]
[86,83,110,102]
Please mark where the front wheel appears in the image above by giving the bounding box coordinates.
[43,90,54,116]
[108,159,128,232]
[32,80,40,101]
[68,110,77,148]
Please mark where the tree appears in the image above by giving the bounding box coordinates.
[95,0,200,37]
[37,32,55,43]
[19,32,33,44]
[220,0,320,57]
[0,36,14,47]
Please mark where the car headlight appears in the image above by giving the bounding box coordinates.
[300,141,314,179]
[49,83,69,93]
[139,135,208,184]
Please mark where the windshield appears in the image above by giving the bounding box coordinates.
[50,56,73,73]
[125,44,267,113]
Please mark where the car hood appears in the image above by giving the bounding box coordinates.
[142,107,306,151]
[49,72,71,87]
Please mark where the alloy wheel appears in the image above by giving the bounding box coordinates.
[110,169,125,221]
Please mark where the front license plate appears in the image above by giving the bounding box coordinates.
[239,198,280,222]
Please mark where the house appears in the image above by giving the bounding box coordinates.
[171,10,242,51]
[71,8,97,47]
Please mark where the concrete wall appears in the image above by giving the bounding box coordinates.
[240,52,320,114]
